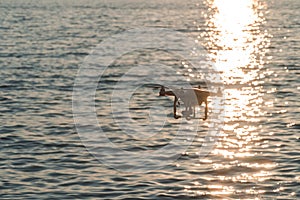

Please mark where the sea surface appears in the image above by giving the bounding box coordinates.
[1,0,299,199]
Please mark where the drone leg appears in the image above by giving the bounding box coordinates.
[193,106,196,118]
[204,99,208,120]
[173,96,180,119]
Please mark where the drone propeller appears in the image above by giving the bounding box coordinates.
[142,83,210,91]
[143,83,165,89]
[142,84,182,92]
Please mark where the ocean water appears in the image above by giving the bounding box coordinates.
[1,0,299,199]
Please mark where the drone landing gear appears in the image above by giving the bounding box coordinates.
[182,109,194,120]
[174,114,181,119]
[173,96,208,121]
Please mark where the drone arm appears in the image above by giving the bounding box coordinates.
[159,86,175,97]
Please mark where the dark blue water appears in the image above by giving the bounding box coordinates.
[1,0,299,199]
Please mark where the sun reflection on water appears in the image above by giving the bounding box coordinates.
[204,0,271,152]
[206,0,270,83]
[187,0,274,198]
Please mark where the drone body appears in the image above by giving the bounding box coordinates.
[159,86,210,120]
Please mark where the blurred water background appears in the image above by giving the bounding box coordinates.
[0,0,299,199]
